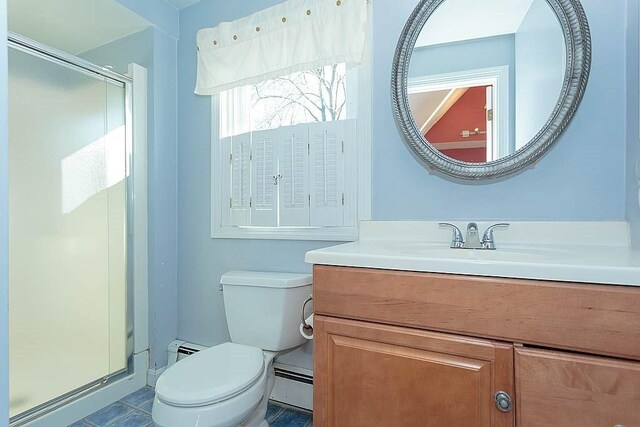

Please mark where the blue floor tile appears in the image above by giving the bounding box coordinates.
[85,401,133,427]
[266,402,284,422]
[120,387,155,410]
[71,390,311,427]
[108,409,153,427]
[271,408,313,427]
[138,399,153,415]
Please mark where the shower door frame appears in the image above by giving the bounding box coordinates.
[7,32,149,427]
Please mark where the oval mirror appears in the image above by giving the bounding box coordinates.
[392,0,591,179]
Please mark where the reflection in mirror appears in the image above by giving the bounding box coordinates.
[408,0,566,164]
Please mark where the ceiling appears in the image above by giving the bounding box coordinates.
[416,0,535,48]
[164,0,202,9]
[8,0,150,55]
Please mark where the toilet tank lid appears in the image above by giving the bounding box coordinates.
[220,271,312,288]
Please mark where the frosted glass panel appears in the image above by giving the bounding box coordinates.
[8,47,127,418]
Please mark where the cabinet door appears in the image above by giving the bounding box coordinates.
[314,316,514,427]
[516,347,640,427]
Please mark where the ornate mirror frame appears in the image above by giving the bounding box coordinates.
[391,0,592,179]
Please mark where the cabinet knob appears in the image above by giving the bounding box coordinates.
[494,391,512,412]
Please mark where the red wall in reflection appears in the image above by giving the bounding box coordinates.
[426,86,489,163]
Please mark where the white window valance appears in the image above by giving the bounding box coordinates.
[194,0,369,95]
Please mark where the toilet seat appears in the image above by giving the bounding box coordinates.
[156,342,264,407]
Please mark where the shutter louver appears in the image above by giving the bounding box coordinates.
[220,136,232,226]
[251,129,278,226]
[229,133,251,226]
[310,121,344,226]
[279,124,310,226]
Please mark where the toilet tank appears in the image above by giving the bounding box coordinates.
[220,271,312,351]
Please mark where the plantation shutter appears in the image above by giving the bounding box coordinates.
[228,133,251,226]
[220,136,233,226]
[251,129,278,226]
[309,121,344,227]
[342,119,358,227]
[279,124,310,226]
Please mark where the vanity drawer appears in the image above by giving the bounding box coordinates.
[515,347,640,427]
[313,265,640,360]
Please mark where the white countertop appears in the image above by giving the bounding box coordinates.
[305,221,640,286]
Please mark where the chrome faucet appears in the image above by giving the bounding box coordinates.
[481,223,510,249]
[465,222,482,249]
[439,222,510,250]
[439,223,465,248]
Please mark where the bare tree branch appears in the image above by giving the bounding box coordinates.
[249,64,347,129]
[254,93,321,123]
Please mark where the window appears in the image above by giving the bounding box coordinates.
[199,0,372,240]
[211,62,371,240]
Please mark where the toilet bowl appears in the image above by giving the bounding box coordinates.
[153,343,276,427]
[152,271,313,427]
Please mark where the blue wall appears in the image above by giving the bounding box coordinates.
[148,27,179,369]
[1,0,10,422]
[176,0,632,371]
[627,0,640,247]
[115,0,179,39]
[81,28,154,72]
[82,27,179,369]
[410,34,516,151]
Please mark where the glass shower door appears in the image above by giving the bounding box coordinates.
[8,45,128,420]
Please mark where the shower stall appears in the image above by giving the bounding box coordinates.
[7,34,148,426]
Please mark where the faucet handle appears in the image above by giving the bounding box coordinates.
[481,223,510,250]
[439,223,464,248]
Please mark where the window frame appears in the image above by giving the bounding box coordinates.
[210,41,371,241]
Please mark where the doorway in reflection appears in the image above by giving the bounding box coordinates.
[408,65,510,163]
[410,83,496,163]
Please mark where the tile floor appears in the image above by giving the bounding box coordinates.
[69,386,313,426]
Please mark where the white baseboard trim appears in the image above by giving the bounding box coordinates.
[269,364,313,411]
[147,365,167,387]
[26,351,148,427]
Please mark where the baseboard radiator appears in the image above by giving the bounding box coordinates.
[165,340,313,411]
[167,340,208,367]
[273,366,313,385]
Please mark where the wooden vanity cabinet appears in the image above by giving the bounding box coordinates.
[314,316,514,427]
[312,265,640,427]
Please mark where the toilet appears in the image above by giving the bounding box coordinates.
[152,271,313,427]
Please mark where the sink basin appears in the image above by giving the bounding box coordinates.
[390,243,568,262]
[305,221,640,286]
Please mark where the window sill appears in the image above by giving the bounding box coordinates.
[211,225,358,241]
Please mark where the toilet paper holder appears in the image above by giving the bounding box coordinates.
[301,295,313,331]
